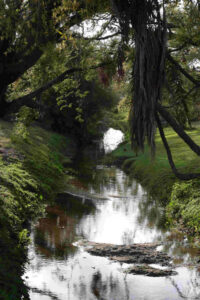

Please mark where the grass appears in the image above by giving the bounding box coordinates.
[108,122,200,235]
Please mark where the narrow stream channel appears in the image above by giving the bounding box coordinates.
[23,164,200,300]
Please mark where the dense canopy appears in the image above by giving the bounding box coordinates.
[1,0,200,178]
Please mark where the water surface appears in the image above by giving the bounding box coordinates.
[23,166,200,300]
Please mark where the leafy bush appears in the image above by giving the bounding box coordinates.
[167,180,200,234]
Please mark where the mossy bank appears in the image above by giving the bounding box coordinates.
[104,123,200,238]
[0,119,76,299]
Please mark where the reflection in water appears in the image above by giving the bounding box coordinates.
[23,167,200,300]
[76,169,165,245]
[34,206,77,259]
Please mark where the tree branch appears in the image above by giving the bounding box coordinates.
[6,48,43,85]
[155,111,200,180]
[167,53,200,86]
[157,103,200,156]
[7,61,111,112]
[84,31,121,41]
[163,85,200,109]
[4,1,90,87]
[168,43,188,53]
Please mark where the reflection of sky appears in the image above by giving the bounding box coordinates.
[76,195,163,244]
[25,246,200,300]
[76,168,165,244]
[23,167,200,300]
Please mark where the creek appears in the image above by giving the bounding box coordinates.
[20,129,200,300]
[22,174,200,299]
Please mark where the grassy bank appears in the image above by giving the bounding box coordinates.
[106,123,200,236]
[0,120,76,299]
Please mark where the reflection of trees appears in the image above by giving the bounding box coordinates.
[122,229,137,245]
[68,264,128,300]
[34,191,97,259]
[91,271,107,300]
[123,274,130,300]
[73,276,88,300]
[169,278,188,299]
[34,205,78,259]
[162,239,200,264]
[169,270,200,300]
[137,193,167,232]
[73,161,123,195]
[90,270,128,300]
[74,164,167,241]
[30,287,60,300]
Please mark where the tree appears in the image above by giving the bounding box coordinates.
[0,0,110,115]
[2,0,200,179]
[110,0,200,179]
[6,29,118,143]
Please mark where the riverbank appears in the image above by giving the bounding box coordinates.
[104,123,200,238]
[0,119,76,299]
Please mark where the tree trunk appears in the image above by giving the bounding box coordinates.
[155,112,200,180]
[0,80,10,118]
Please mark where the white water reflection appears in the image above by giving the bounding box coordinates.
[103,128,124,153]
[76,169,165,245]
[76,172,163,244]
[23,167,200,300]
[25,245,200,300]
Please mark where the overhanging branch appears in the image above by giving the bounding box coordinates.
[84,31,121,41]
[8,61,111,111]
[167,53,200,86]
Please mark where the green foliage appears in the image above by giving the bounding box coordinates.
[7,35,119,141]
[11,106,39,143]
[164,61,194,128]
[18,229,30,246]
[0,161,43,224]
[15,127,70,196]
[163,1,200,126]
[118,96,131,112]
[167,180,200,234]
